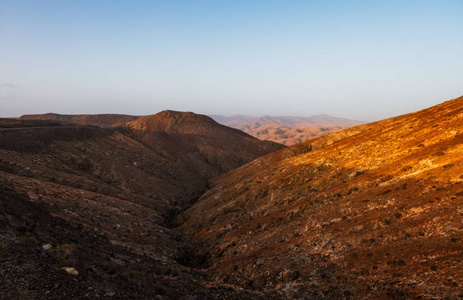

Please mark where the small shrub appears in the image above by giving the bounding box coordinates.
[0,240,9,248]
[20,236,38,246]
[401,166,412,172]
[54,243,78,266]
[378,189,392,196]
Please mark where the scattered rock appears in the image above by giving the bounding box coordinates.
[42,244,52,250]
[62,267,79,276]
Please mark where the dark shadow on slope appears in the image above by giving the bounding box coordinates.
[0,126,115,153]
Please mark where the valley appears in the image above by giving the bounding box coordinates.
[0,113,282,299]
[1,97,463,299]
[2,1,461,298]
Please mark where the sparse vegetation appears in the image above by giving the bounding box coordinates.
[2,96,463,298]
[54,243,78,266]
[180,96,463,299]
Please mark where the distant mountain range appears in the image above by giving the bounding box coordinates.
[211,114,362,127]
[20,113,363,146]
[211,114,364,145]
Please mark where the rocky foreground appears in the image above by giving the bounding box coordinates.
[0,113,282,299]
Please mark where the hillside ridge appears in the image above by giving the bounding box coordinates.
[179,95,463,299]
[20,113,141,128]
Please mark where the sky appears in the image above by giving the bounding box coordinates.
[0,0,462,121]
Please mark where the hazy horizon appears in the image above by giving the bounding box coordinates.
[1,0,462,121]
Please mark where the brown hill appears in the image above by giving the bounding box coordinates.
[20,113,141,128]
[0,112,282,298]
[179,96,463,298]
[212,114,363,145]
[123,111,284,180]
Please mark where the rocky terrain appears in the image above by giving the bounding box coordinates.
[4,97,463,299]
[180,96,463,299]
[0,113,283,299]
[123,111,283,182]
[211,114,363,145]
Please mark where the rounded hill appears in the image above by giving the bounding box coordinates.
[124,110,285,179]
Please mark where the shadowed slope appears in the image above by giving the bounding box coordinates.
[0,118,71,128]
[124,111,285,180]
[0,111,283,299]
[180,96,463,298]
[20,113,141,128]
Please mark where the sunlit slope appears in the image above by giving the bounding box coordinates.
[180,96,463,298]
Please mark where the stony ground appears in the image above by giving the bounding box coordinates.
[180,96,463,299]
[3,99,463,298]
[0,114,282,299]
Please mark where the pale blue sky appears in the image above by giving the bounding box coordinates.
[0,0,462,121]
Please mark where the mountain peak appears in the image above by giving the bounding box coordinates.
[126,110,225,135]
